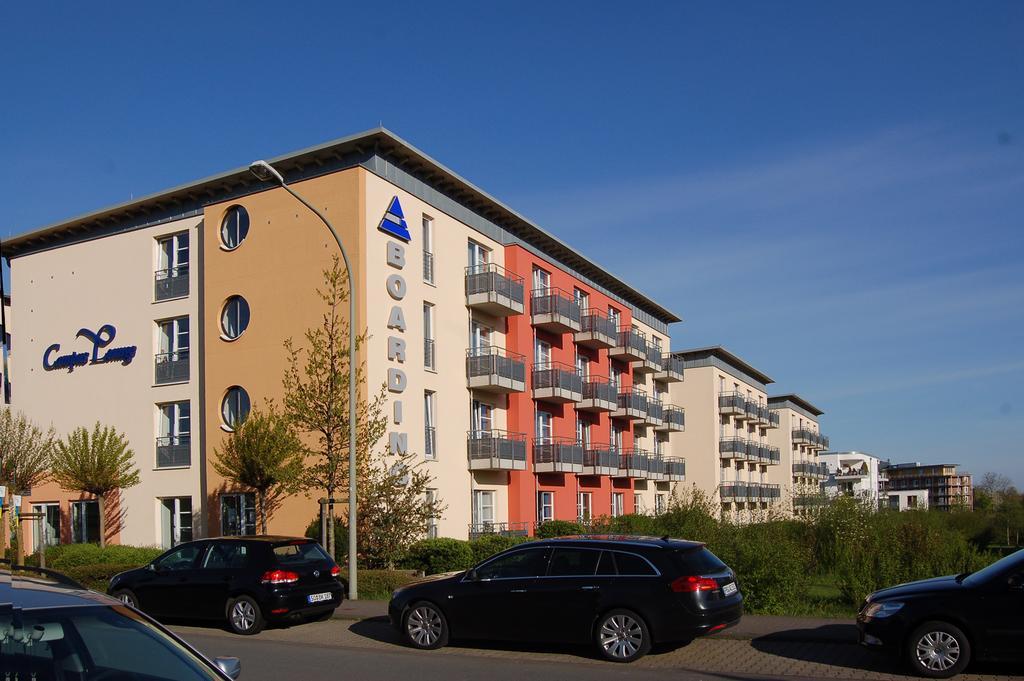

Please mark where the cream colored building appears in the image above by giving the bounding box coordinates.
[766,394,829,513]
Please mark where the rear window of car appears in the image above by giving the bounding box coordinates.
[673,547,727,574]
[273,541,331,565]
[611,551,658,576]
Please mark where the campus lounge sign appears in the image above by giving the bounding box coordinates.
[43,324,138,372]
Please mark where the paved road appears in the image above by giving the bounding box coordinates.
[172,618,1024,681]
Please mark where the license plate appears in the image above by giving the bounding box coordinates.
[308,592,333,604]
[722,582,737,596]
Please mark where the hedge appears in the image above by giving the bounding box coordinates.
[46,544,163,570]
[62,563,141,592]
[399,538,474,574]
[342,569,419,600]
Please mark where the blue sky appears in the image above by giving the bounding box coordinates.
[2,2,1022,484]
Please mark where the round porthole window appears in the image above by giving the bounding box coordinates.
[221,386,251,430]
[221,296,251,340]
[220,205,250,250]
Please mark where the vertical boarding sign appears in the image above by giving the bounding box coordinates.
[379,196,411,456]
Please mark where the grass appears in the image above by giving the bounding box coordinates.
[784,574,858,619]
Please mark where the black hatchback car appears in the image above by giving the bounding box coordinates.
[388,536,742,662]
[108,536,345,635]
[857,549,1024,678]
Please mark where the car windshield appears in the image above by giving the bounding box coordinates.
[0,604,223,681]
[273,541,331,565]
[963,549,1024,586]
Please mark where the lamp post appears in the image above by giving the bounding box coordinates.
[248,160,360,600]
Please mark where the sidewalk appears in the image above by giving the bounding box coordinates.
[332,600,857,644]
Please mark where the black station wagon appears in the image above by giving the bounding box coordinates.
[388,536,743,662]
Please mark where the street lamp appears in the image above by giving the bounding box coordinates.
[248,160,360,600]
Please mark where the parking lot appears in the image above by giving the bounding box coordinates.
[172,617,1024,681]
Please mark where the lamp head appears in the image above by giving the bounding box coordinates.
[249,160,285,185]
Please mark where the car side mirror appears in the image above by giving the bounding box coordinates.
[147,563,158,572]
[466,568,479,582]
[214,657,241,680]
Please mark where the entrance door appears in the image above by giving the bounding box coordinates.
[160,497,193,549]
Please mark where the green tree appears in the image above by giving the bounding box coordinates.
[282,256,387,559]
[213,405,304,534]
[0,409,55,563]
[51,423,140,548]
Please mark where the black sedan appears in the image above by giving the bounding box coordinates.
[388,536,743,662]
[109,536,346,635]
[857,548,1024,678]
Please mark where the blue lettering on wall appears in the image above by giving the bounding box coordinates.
[42,324,138,373]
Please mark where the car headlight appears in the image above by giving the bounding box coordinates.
[863,601,904,619]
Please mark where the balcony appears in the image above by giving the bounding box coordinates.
[720,483,748,502]
[763,483,782,502]
[792,428,814,445]
[465,264,525,316]
[836,464,869,479]
[744,439,760,461]
[718,392,745,416]
[653,353,684,383]
[466,347,526,393]
[154,351,189,384]
[533,436,584,473]
[760,444,781,465]
[743,399,760,422]
[655,405,685,432]
[468,522,530,540]
[766,409,781,429]
[156,436,190,468]
[664,458,686,481]
[756,405,772,427]
[642,398,664,427]
[467,430,527,471]
[581,444,618,476]
[612,389,648,421]
[719,437,748,460]
[632,342,664,374]
[575,310,617,349]
[424,339,436,371]
[608,328,647,362]
[154,266,189,301]
[616,449,651,478]
[577,377,616,412]
[532,362,583,404]
[793,461,829,479]
[647,454,666,481]
[531,287,581,333]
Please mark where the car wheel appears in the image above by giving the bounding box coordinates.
[595,608,652,663]
[227,596,265,635]
[906,621,971,678]
[402,601,448,650]
[111,589,139,610]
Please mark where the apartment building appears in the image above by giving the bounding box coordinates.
[820,451,886,507]
[668,347,784,518]
[884,463,973,511]
[766,395,829,512]
[887,489,930,512]
[4,128,686,551]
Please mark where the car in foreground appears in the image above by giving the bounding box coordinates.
[857,548,1024,678]
[108,536,346,635]
[1,561,241,679]
[388,535,742,662]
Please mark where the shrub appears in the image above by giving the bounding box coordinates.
[712,522,811,614]
[399,538,474,575]
[535,520,583,539]
[305,515,349,561]
[341,569,419,600]
[46,544,163,570]
[62,563,141,592]
[591,514,659,536]
[469,534,532,564]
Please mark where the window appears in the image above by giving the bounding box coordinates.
[608,306,621,328]
[221,386,251,430]
[220,205,250,250]
[202,541,250,569]
[471,400,493,433]
[469,320,491,351]
[536,409,553,442]
[32,503,60,548]
[548,548,601,576]
[613,551,657,576]
[653,434,663,456]
[596,551,617,575]
[532,266,551,293]
[157,401,191,467]
[157,316,189,358]
[575,417,590,447]
[475,548,551,580]
[611,365,623,389]
[422,216,434,284]
[611,422,624,452]
[611,493,625,518]
[635,494,645,513]
[577,492,592,521]
[221,296,251,340]
[423,303,435,370]
[575,353,590,378]
[71,500,100,544]
[159,497,192,548]
[221,493,256,536]
[574,288,589,309]
[472,490,495,526]
[154,542,203,571]
[655,494,666,515]
[158,232,189,273]
[535,338,551,365]
[426,489,438,538]
[537,491,554,524]
[467,240,490,270]
[719,376,725,393]
[424,391,436,460]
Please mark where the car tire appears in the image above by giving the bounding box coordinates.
[906,621,971,679]
[227,596,265,636]
[595,608,652,663]
[111,589,139,610]
[402,601,449,650]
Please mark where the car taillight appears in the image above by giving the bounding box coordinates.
[330,565,341,578]
[670,575,719,593]
[261,569,300,585]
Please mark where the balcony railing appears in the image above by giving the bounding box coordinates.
[532,362,583,404]
[793,428,815,445]
[616,449,650,478]
[465,264,525,316]
[793,461,829,478]
[739,399,759,422]
[719,437,748,460]
[655,404,685,432]
[718,392,745,416]
[632,342,664,374]
[759,444,781,465]
[425,426,436,460]
[608,328,647,362]
[582,445,618,475]
[156,436,190,468]
[424,338,436,371]
[423,250,435,285]
[533,436,584,473]
[613,389,648,421]
[578,377,616,412]
[720,483,745,502]
[654,353,684,383]
[468,521,530,540]
[642,398,664,427]
[575,309,617,349]
[664,458,686,481]
[466,346,526,393]
[767,409,781,429]
[467,430,527,471]
[154,351,189,384]
[154,266,189,301]
[531,287,581,333]
[646,454,666,480]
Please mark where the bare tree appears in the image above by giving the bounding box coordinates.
[0,409,55,562]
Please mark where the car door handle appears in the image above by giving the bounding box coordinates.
[580,586,600,591]
[510,589,527,593]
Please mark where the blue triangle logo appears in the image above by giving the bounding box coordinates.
[378,196,411,242]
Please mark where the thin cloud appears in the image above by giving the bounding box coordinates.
[818,360,1024,400]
